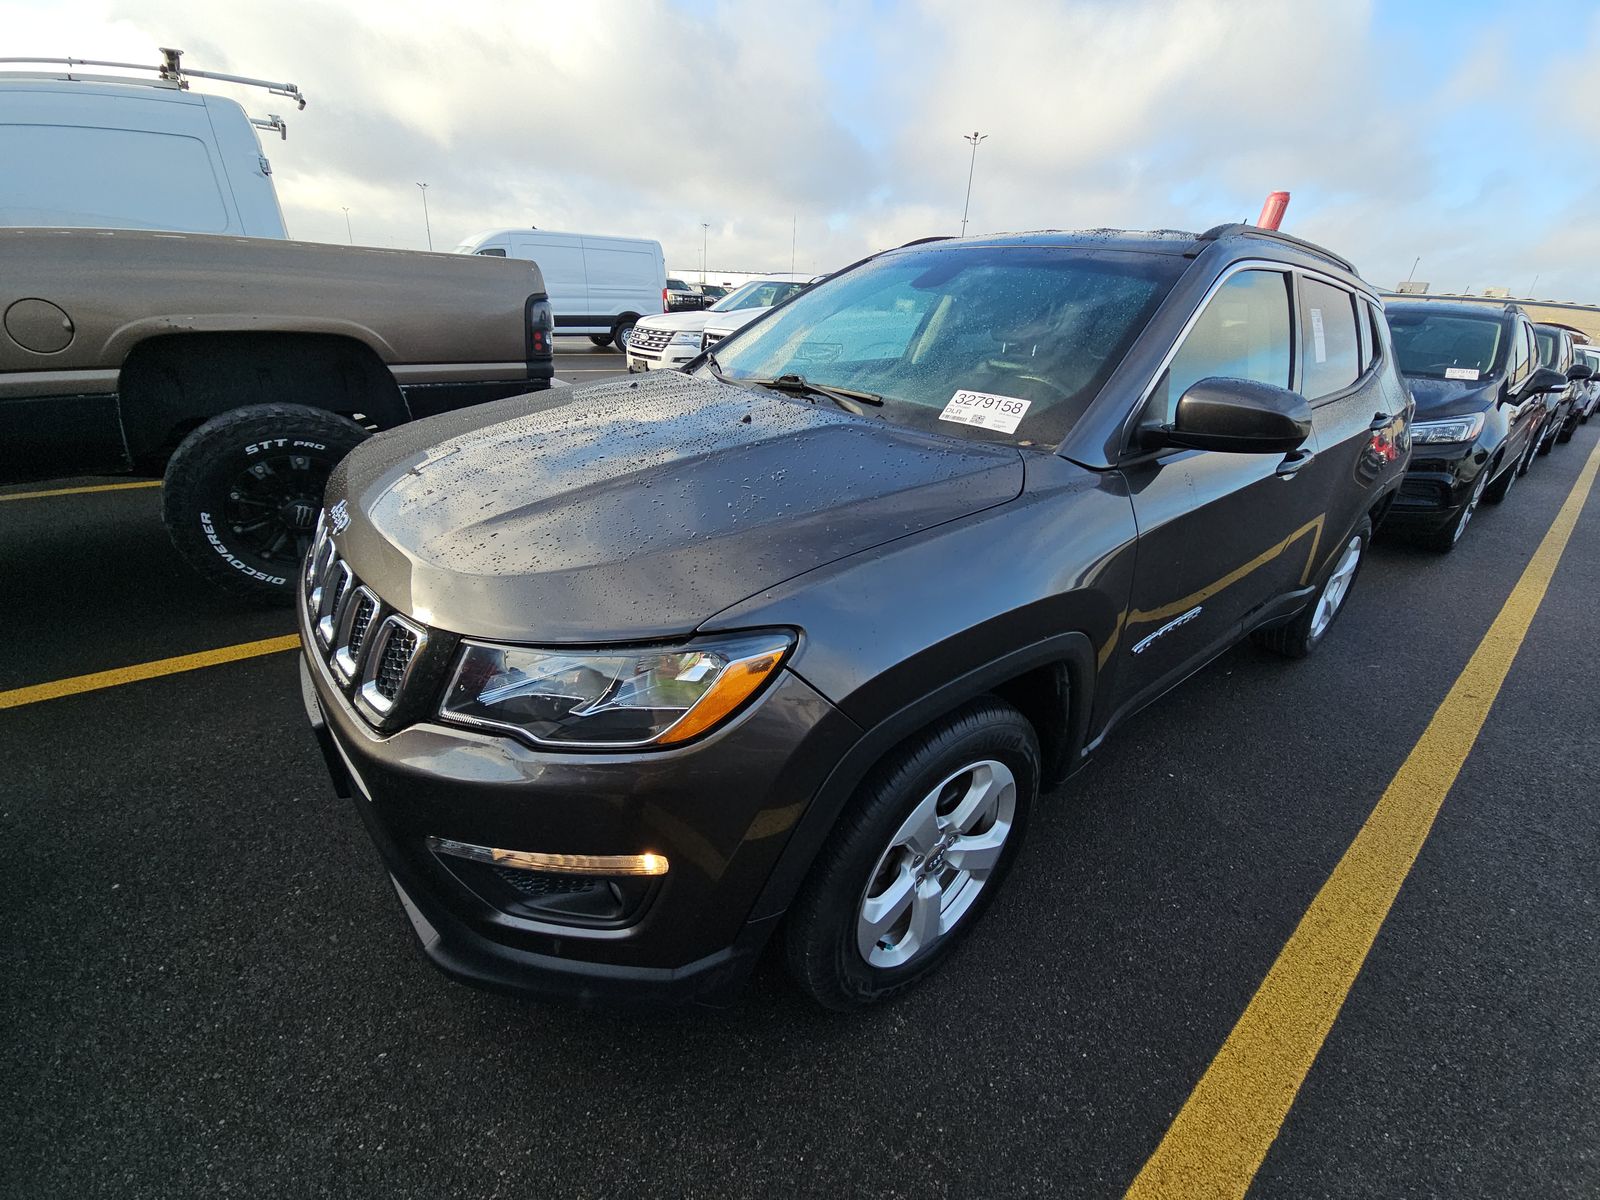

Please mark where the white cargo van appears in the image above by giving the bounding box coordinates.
[0,53,295,238]
[455,229,666,349]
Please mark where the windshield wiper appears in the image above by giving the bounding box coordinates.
[744,373,884,415]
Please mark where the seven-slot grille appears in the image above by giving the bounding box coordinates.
[627,326,674,353]
[304,515,428,723]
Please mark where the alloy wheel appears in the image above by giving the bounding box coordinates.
[1452,468,1490,545]
[1309,534,1363,639]
[855,759,1017,969]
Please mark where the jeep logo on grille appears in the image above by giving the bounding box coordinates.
[329,499,351,535]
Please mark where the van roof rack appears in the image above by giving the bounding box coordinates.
[1192,221,1357,275]
[0,46,306,113]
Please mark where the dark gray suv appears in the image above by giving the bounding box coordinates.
[299,225,1411,1010]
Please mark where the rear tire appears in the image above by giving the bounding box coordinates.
[588,335,613,348]
[1557,417,1576,444]
[162,403,369,604]
[1254,517,1371,658]
[784,698,1040,1010]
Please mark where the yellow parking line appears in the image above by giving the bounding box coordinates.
[1128,434,1600,1200]
[0,634,300,710]
[0,480,162,502]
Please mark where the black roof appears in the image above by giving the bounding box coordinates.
[898,223,1363,284]
[1385,298,1523,322]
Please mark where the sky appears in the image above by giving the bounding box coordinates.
[7,0,1600,299]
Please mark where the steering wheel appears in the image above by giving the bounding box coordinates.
[1014,373,1072,402]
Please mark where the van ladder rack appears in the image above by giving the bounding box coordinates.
[0,47,306,110]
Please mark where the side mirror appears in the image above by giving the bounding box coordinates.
[1154,377,1312,454]
[1526,366,1569,395]
[1567,361,1593,381]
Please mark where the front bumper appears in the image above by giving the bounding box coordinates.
[298,591,861,1007]
[1385,444,1485,531]
[626,346,699,373]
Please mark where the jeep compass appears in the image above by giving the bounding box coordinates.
[299,225,1410,1010]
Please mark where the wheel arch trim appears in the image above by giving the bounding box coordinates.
[746,630,1096,924]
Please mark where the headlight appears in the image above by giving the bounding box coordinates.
[668,330,704,347]
[1409,413,1485,444]
[439,631,794,748]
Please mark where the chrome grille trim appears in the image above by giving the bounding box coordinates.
[628,326,675,352]
[315,558,354,648]
[331,586,380,683]
[356,615,428,719]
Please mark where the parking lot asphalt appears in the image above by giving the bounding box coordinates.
[3,350,1597,1198]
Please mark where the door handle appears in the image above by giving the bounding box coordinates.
[1368,412,1393,430]
[1276,448,1315,477]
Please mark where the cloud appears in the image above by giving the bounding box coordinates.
[6,0,1599,300]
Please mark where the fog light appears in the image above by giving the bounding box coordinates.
[426,836,669,876]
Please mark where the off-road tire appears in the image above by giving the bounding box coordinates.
[162,403,369,604]
[784,698,1040,1011]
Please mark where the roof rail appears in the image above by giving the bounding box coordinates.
[1192,221,1357,275]
[0,46,306,110]
[896,235,956,249]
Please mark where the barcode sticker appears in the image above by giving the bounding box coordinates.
[1310,308,1327,363]
[939,389,1032,434]
[1445,367,1481,381]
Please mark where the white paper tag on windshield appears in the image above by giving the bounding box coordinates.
[1310,308,1328,363]
[1445,367,1481,381]
[940,389,1032,434]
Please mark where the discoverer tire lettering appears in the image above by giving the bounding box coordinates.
[163,403,369,604]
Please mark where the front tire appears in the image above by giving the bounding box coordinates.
[784,699,1040,1010]
[1421,466,1489,551]
[1254,516,1371,658]
[611,319,636,353]
[162,403,369,604]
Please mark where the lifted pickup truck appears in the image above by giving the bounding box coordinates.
[0,226,554,601]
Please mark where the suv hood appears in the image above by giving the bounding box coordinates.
[703,306,767,336]
[1405,374,1501,421]
[331,371,1023,642]
[633,309,710,334]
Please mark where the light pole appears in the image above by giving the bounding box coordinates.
[416,182,432,250]
[960,131,986,237]
[791,215,796,275]
[342,206,353,245]
[701,222,709,284]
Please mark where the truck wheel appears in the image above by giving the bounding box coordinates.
[162,404,369,604]
[588,335,613,348]
[784,698,1039,1010]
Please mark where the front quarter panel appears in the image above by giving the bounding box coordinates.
[700,453,1137,736]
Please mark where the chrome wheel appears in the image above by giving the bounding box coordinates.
[855,759,1017,969]
[1309,534,1362,639]
[1452,467,1490,545]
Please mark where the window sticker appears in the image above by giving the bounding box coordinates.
[1310,307,1327,363]
[1445,367,1481,381]
[939,389,1032,434]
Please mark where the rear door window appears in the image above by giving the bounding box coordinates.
[1149,269,1293,426]
[1298,279,1361,400]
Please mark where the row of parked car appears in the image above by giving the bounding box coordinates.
[1384,301,1599,550]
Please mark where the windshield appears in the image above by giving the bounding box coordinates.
[704,245,1184,447]
[1535,329,1560,367]
[711,279,805,312]
[1387,310,1505,380]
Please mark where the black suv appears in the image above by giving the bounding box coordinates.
[1534,323,1593,449]
[1384,301,1568,549]
[300,225,1409,1010]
